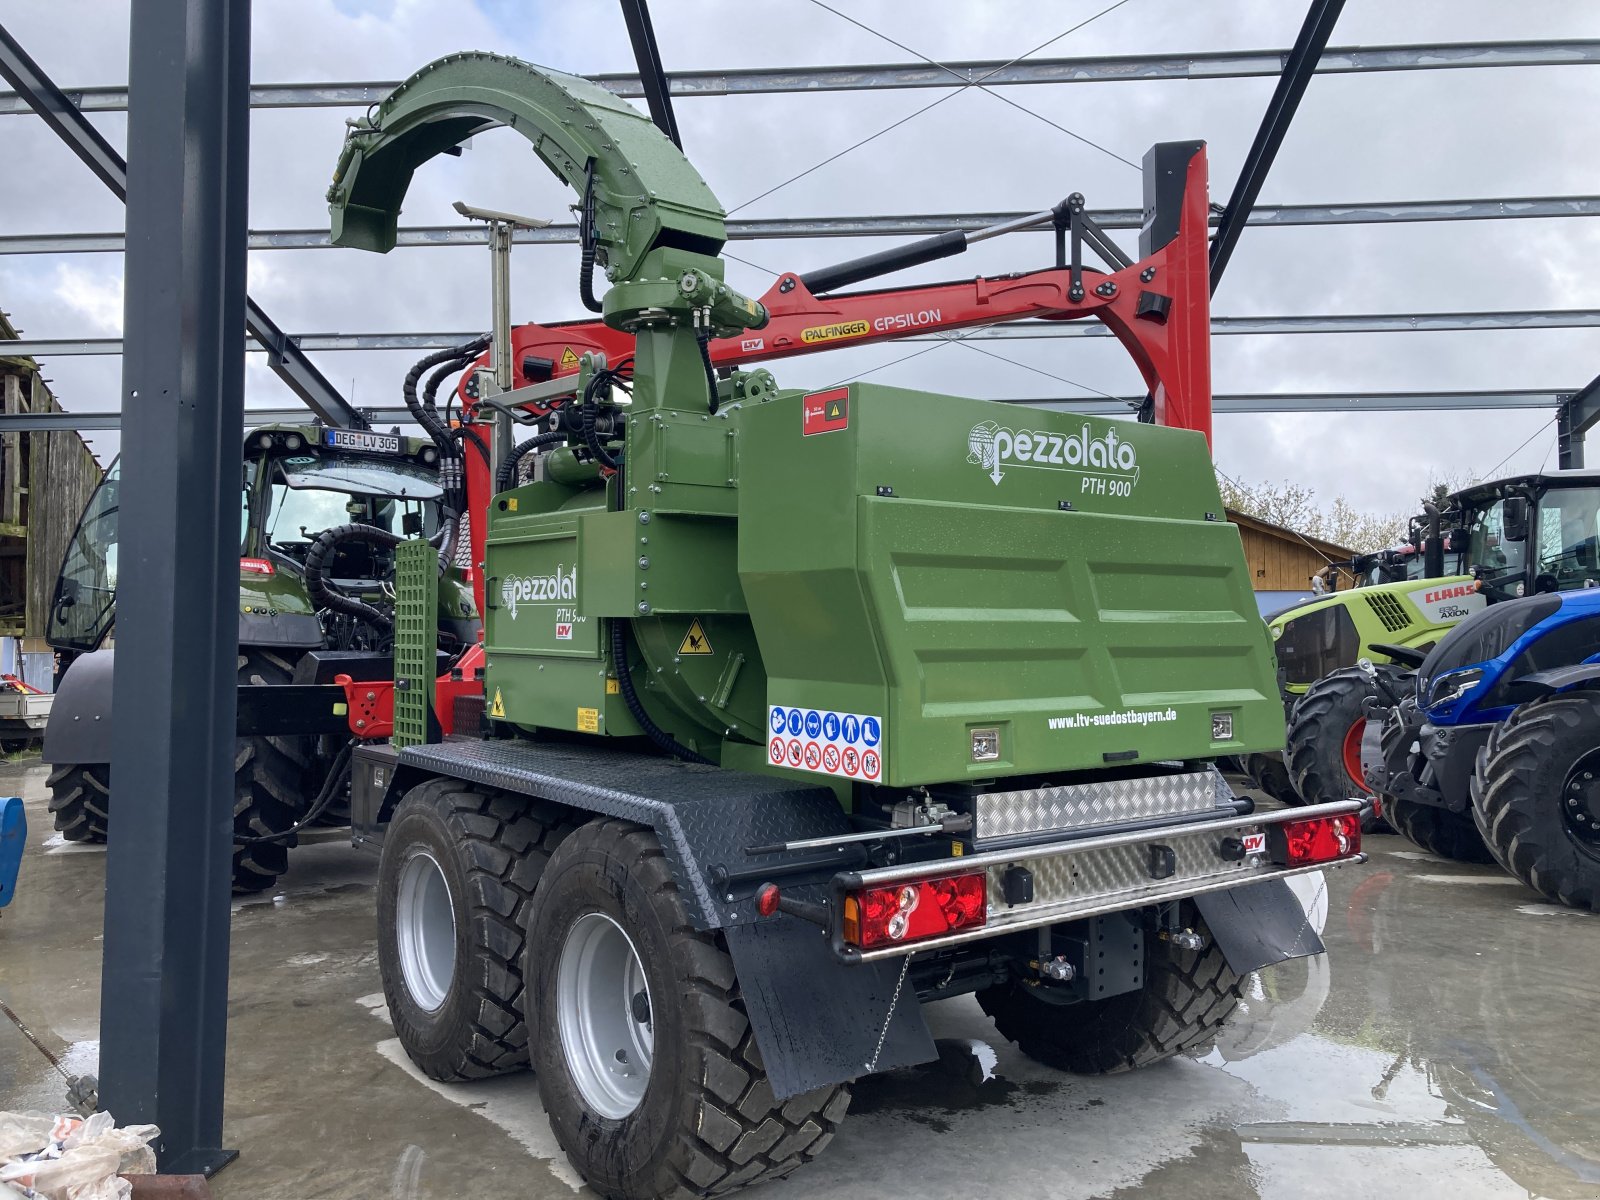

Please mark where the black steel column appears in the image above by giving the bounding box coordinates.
[99,0,250,1175]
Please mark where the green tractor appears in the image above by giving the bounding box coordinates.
[1279,472,1600,815]
[40,422,478,891]
[322,53,1367,1199]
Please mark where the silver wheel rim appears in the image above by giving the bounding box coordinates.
[556,912,654,1119]
[396,851,456,1012]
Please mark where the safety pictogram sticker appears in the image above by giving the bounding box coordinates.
[560,346,579,370]
[678,618,713,655]
[490,688,506,718]
[769,703,885,781]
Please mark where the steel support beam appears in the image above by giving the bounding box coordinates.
[1557,370,1600,468]
[4,40,1596,114]
[1210,0,1344,291]
[5,390,1571,432]
[99,0,248,1175]
[0,20,362,428]
[9,309,1600,360]
[5,195,1599,256]
[619,0,681,148]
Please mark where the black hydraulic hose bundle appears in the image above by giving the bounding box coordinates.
[235,738,357,844]
[610,619,713,765]
[303,523,405,632]
[402,335,490,571]
[580,358,632,472]
[578,159,604,313]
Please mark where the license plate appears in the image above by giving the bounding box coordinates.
[324,429,401,454]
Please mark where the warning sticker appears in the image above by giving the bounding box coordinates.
[800,319,870,346]
[577,706,599,733]
[678,619,713,655]
[560,346,579,370]
[490,688,506,718]
[767,704,885,781]
[802,387,850,437]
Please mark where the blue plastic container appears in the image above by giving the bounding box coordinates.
[0,795,24,907]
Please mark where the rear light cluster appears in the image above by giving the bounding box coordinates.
[842,872,987,948]
[1270,814,1361,866]
[239,557,275,576]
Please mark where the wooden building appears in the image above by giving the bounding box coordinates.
[1227,507,1356,610]
[1,311,104,674]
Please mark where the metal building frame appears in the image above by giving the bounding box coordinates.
[1,1,1598,1173]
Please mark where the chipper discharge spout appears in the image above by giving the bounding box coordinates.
[330,51,1364,1200]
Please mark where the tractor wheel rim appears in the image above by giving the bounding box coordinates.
[557,911,654,1120]
[396,851,456,1012]
[1342,718,1369,793]
[1562,754,1600,849]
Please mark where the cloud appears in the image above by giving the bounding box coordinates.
[3,0,1600,516]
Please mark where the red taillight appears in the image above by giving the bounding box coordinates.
[239,557,275,576]
[842,872,987,948]
[1270,814,1361,866]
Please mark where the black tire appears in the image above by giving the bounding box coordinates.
[46,762,110,842]
[229,649,322,893]
[1471,694,1600,910]
[527,819,850,1200]
[1378,704,1495,864]
[377,779,573,1081]
[2,738,30,755]
[1286,666,1401,831]
[977,915,1243,1074]
[1244,752,1297,805]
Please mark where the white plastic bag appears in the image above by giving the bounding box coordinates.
[0,1110,158,1200]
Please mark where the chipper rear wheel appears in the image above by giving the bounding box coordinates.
[377,778,573,1081]
[526,819,850,1200]
[1471,694,1600,910]
[47,762,111,842]
[1286,666,1400,831]
[977,915,1243,1074]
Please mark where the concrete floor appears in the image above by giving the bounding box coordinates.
[2,754,1598,1200]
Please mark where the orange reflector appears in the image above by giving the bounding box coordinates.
[842,872,987,948]
[1269,814,1361,867]
[239,557,275,576]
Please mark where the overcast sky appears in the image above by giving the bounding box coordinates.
[3,0,1599,520]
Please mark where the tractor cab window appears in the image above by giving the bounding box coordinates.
[1533,486,1600,592]
[50,458,120,654]
[1466,497,1530,602]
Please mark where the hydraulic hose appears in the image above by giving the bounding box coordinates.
[303,524,405,632]
[581,369,623,471]
[403,336,490,450]
[696,328,720,416]
[610,620,713,765]
[496,429,568,493]
[234,738,356,844]
[578,160,604,313]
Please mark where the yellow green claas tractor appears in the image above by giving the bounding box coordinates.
[1274,472,1600,816]
[40,423,477,891]
[325,53,1365,1199]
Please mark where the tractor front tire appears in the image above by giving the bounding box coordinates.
[1286,666,1400,830]
[46,762,110,843]
[526,819,850,1200]
[977,915,1243,1074]
[1471,694,1600,910]
[1378,705,1494,864]
[377,779,573,1081]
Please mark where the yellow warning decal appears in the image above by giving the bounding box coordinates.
[605,677,620,695]
[577,706,600,733]
[950,842,964,857]
[560,346,579,369]
[490,688,506,718]
[799,319,870,346]
[678,619,714,656]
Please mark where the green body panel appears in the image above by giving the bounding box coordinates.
[484,383,1281,784]
[1268,574,1480,693]
[392,539,440,747]
[328,53,726,280]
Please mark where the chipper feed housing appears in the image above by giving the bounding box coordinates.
[329,51,1366,1200]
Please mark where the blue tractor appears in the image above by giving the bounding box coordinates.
[1372,588,1600,909]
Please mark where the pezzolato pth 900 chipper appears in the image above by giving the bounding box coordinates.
[324,52,1365,1200]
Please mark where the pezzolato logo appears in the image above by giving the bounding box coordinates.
[967,420,1140,494]
[501,565,577,620]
